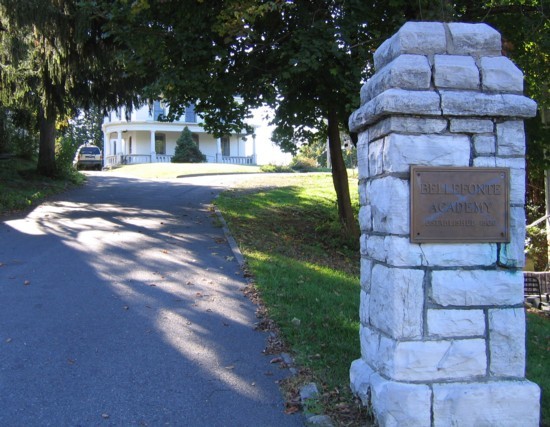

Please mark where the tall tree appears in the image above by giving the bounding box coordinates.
[0,0,144,176]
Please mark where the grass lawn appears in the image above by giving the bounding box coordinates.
[216,173,550,426]
[104,162,262,179]
[526,311,550,425]
[0,157,84,216]
[216,173,367,424]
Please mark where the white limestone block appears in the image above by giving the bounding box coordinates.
[349,358,374,405]
[433,380,541,427]
[382,133,470,173]
[370,374,432,427]
[358,182,368,206]
[473,156,496,167]
[427,309,486,337]
[499,206,526,268]
[369,265,424,339]
[365,234,385,262]
[359,290,371,325]
[374,22,446,70]
[420,243,497,267]
[358,205,372,232]
[360,325,384,367]
[360,233,368,256]
[473,135,496,155]
[434,55,480,90]
[440,91,537,118]
[360,257,373,292]
[357,136,370,179]
[361,54,431,104]
[447,23,501,56]
[431,269,523,306]
[368,235,496,267]
[450,118,493,133]
[473,156,525,205]
[349,89,441,133]
[481,56,524,92]
[369,117,448,142]
[497,120,525,156]
[367,138,384,177]
[388,339,487,381]
[489,307,526,377]
[496,157,526,206]
[368,177,409,235]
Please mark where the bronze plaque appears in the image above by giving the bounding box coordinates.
[410,166,510,243]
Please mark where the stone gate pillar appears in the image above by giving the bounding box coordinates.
[349,22,541,426]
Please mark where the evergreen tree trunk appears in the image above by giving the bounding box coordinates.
[0,109,7,154]
[327,107,359,239]
[37,106,57,177]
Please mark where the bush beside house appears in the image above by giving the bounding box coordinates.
[172,127,206,163]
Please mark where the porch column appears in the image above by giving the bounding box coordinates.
[150,130,156,163]
[252,133,257,165]
[216,137,222,163]
[103,131,109,168]
[116,130,122,155]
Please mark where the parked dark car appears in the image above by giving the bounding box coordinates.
[74,145,102,170]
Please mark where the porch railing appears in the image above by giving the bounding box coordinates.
[220,155,254,165]
[155,154,173,163]
[124,154,152,164]
[105,153,253,167]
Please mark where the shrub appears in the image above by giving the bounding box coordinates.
[172,127,206,163]
[290,155,317,172]
[260,164,294,173]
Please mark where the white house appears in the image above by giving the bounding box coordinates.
[102,102,258,168]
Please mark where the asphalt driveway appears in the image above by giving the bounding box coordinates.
[0,172,302,426]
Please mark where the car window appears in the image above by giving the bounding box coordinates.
[80,147,100,155]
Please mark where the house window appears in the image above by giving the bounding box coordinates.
[221,136,230,156]
[129,136,132,154]
[185,104,196,123]
[192,133,199,147]
[155,133,166,154]
[153,101,164,121]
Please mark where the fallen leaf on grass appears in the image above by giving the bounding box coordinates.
[284,404,301,415]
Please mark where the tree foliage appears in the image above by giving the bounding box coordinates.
[0,0,143,176]
[172,127,206,163]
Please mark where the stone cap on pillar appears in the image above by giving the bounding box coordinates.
[350,22,537,134]
[374,22,501,70]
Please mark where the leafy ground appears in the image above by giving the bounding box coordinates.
[0,157,84,216]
